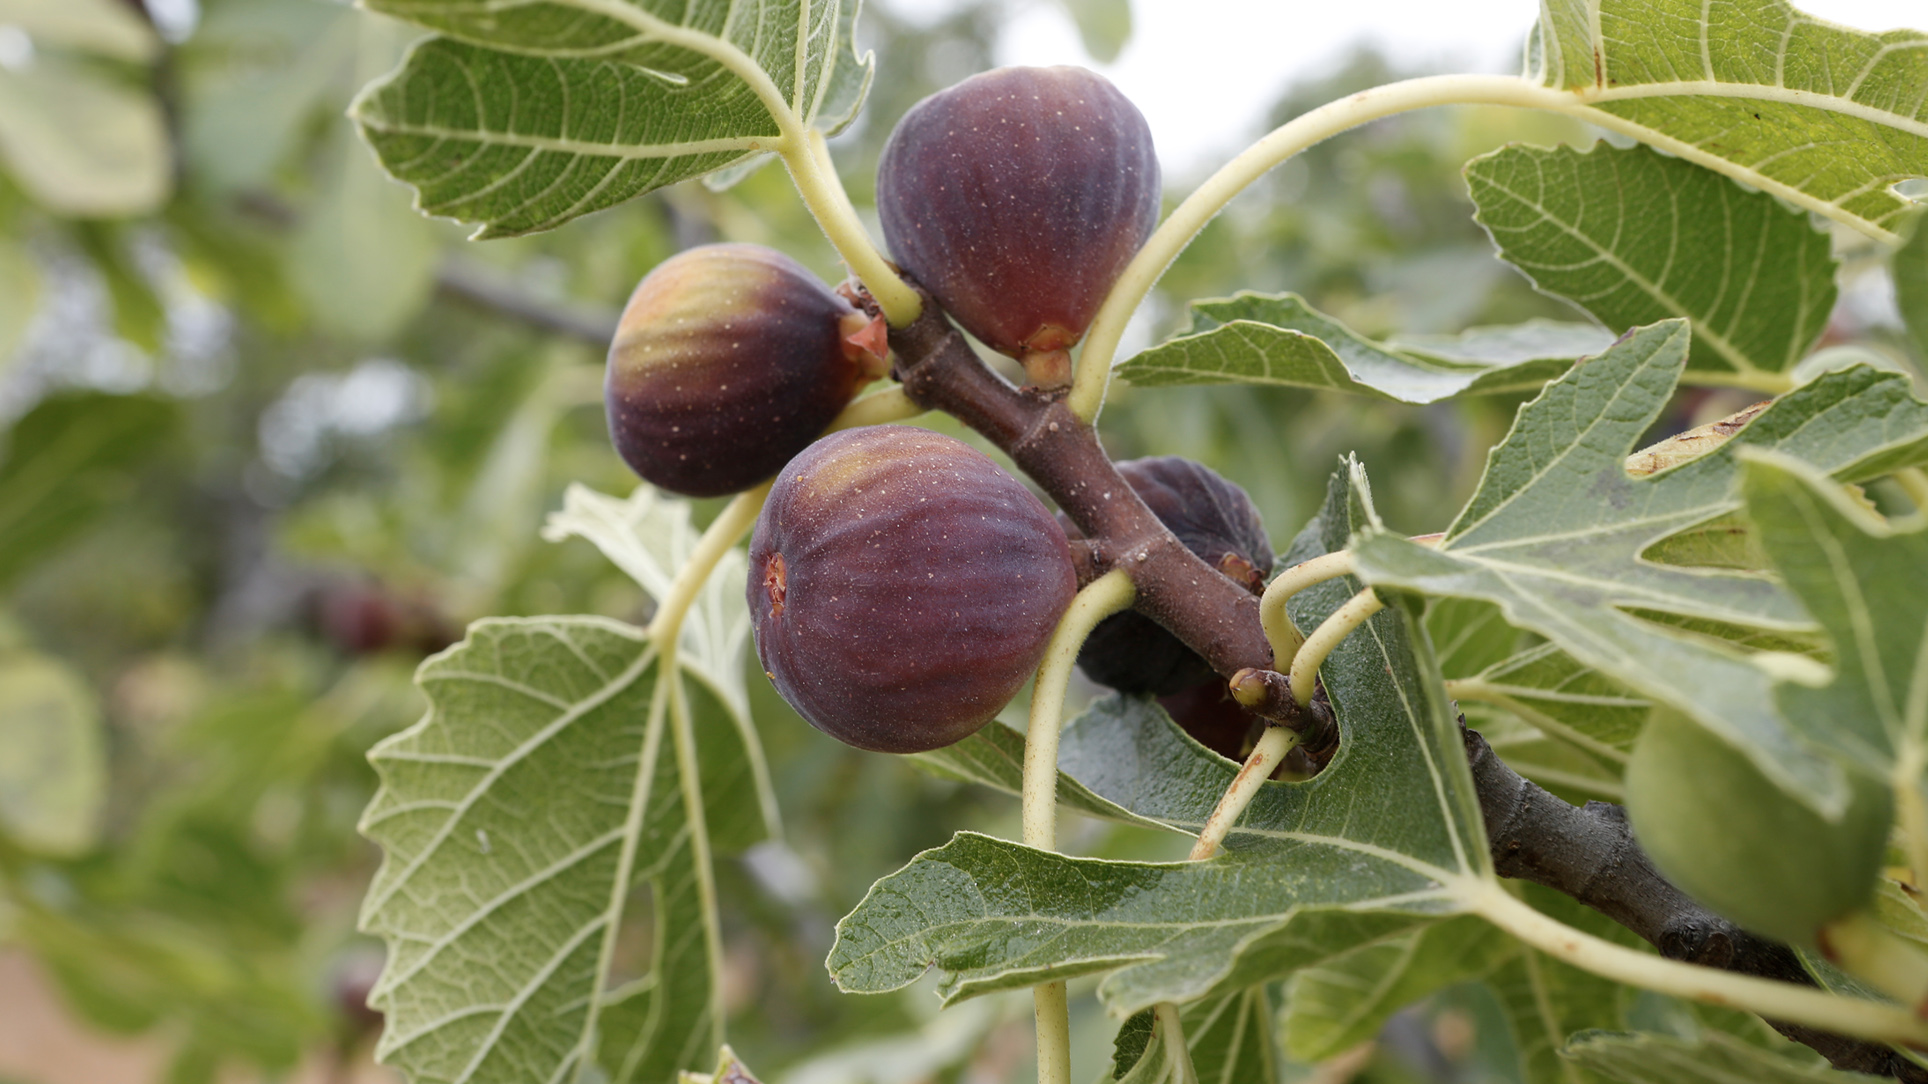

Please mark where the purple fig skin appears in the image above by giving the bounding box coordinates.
[606,243,869,499]
[1068,457,1272,696]
[877,66,1160,370]
[748,425,1078,754]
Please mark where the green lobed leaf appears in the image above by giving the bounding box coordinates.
[1116,292,1603,402]
[1467,143,1837,383]
[1562,1031,1873,1083]
[1279,914,1510,1062]
[905,718,1172,833]
[1740,452,1928,816]
[352,0,874,238]
[0,652,107,856]
[543,482,778,848]
[1529,0,1928,242]
[360,615,765,1084]
[1348,321,1928,813]
[828,461,1490,1014]
[1110,987,1277,1084]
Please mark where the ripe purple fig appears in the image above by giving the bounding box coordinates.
[606,243,886,498]
[748,425,1077,753]
[1069,457,1272,696]
[877,66,1160,387]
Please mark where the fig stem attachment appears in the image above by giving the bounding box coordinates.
[1067,73,1580,424]
[1021,569,1133,1084]
[828,386,925,431]
[1289,588,1386,707]
[1467,881,1928,1049]
[1155,1002,1200,1084]
[1189,725,1302,860]
[645,481,774,645]
[784,130,922,328]
[1258,551,1356,668]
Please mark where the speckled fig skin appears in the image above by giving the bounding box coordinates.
[1068,457,1272,696]
[877,66,1159,375]
[606,243,872,498]
[748,425,1077,754]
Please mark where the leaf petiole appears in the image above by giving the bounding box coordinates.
[1467,880,1928,1048]
[783,130,922,327]
[1021,569,1135,1084]
[1188,726,1302,860]
[1290,588,1387,707]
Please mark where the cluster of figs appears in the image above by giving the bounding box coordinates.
[605,66,1270,755]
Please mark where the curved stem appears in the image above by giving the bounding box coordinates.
[783,132,922,327]
[1258,551,1356,668]
[645,482,772,644]
[1155,1002,1199,1084]
[828,385,924,431]
[1023,569,1137,850]
[1469,881,1928,1048]
[1067,74,1577,423]
[1021,569,1135,1084]
[1189,726,1302,860]
[1289,588,1386,706]
[664,645,728,1054]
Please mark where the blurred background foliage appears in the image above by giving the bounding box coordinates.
[0,0,1920,1082]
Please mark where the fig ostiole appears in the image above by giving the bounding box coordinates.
[605,243,888,499]
[1067,456,1273,697]
[877,66,1160,389]
[1625,706,1892,948]
[747,425,1078,754]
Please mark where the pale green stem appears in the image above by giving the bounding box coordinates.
[1021,570,1134,1084]
[1032,980,1072,1084]
[1189,726,1302,860]
[1468,881,1928,1047]
[781,131,922,327]
[665,643,728,1054]
[1894,748,1928,904]
[1022,569,1138,850]
[1066,74,1582,423]
[1290,588,1386,706]
[1897,468,1928,516]
[828,385,925,431]
[645,482,772,644]
[1154,1002,1199,1084]
[1258,551,1356,668]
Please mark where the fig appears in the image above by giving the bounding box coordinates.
[877,66,1160,386]
[1070,457,1272,696]
[748,425,1077,753]
[1625,707,1891,947]
[605,243,885,498]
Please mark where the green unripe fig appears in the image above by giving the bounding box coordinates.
[1625,708,1891,947]
[605,243,885,498]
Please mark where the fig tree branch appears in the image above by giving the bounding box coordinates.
[1465,726,1927,1082]
[879,298,1925,1078]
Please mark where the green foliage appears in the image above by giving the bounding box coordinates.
[1118,292,1602,401]
[352,0,874,237]
[1530,0,1928,240]
[5,0,1928,1080]
[0,650,105,856]
[1349,323,1928,812]
[1466,143,1838,383]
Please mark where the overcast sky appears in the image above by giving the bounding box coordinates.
[885,0,1928,179]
